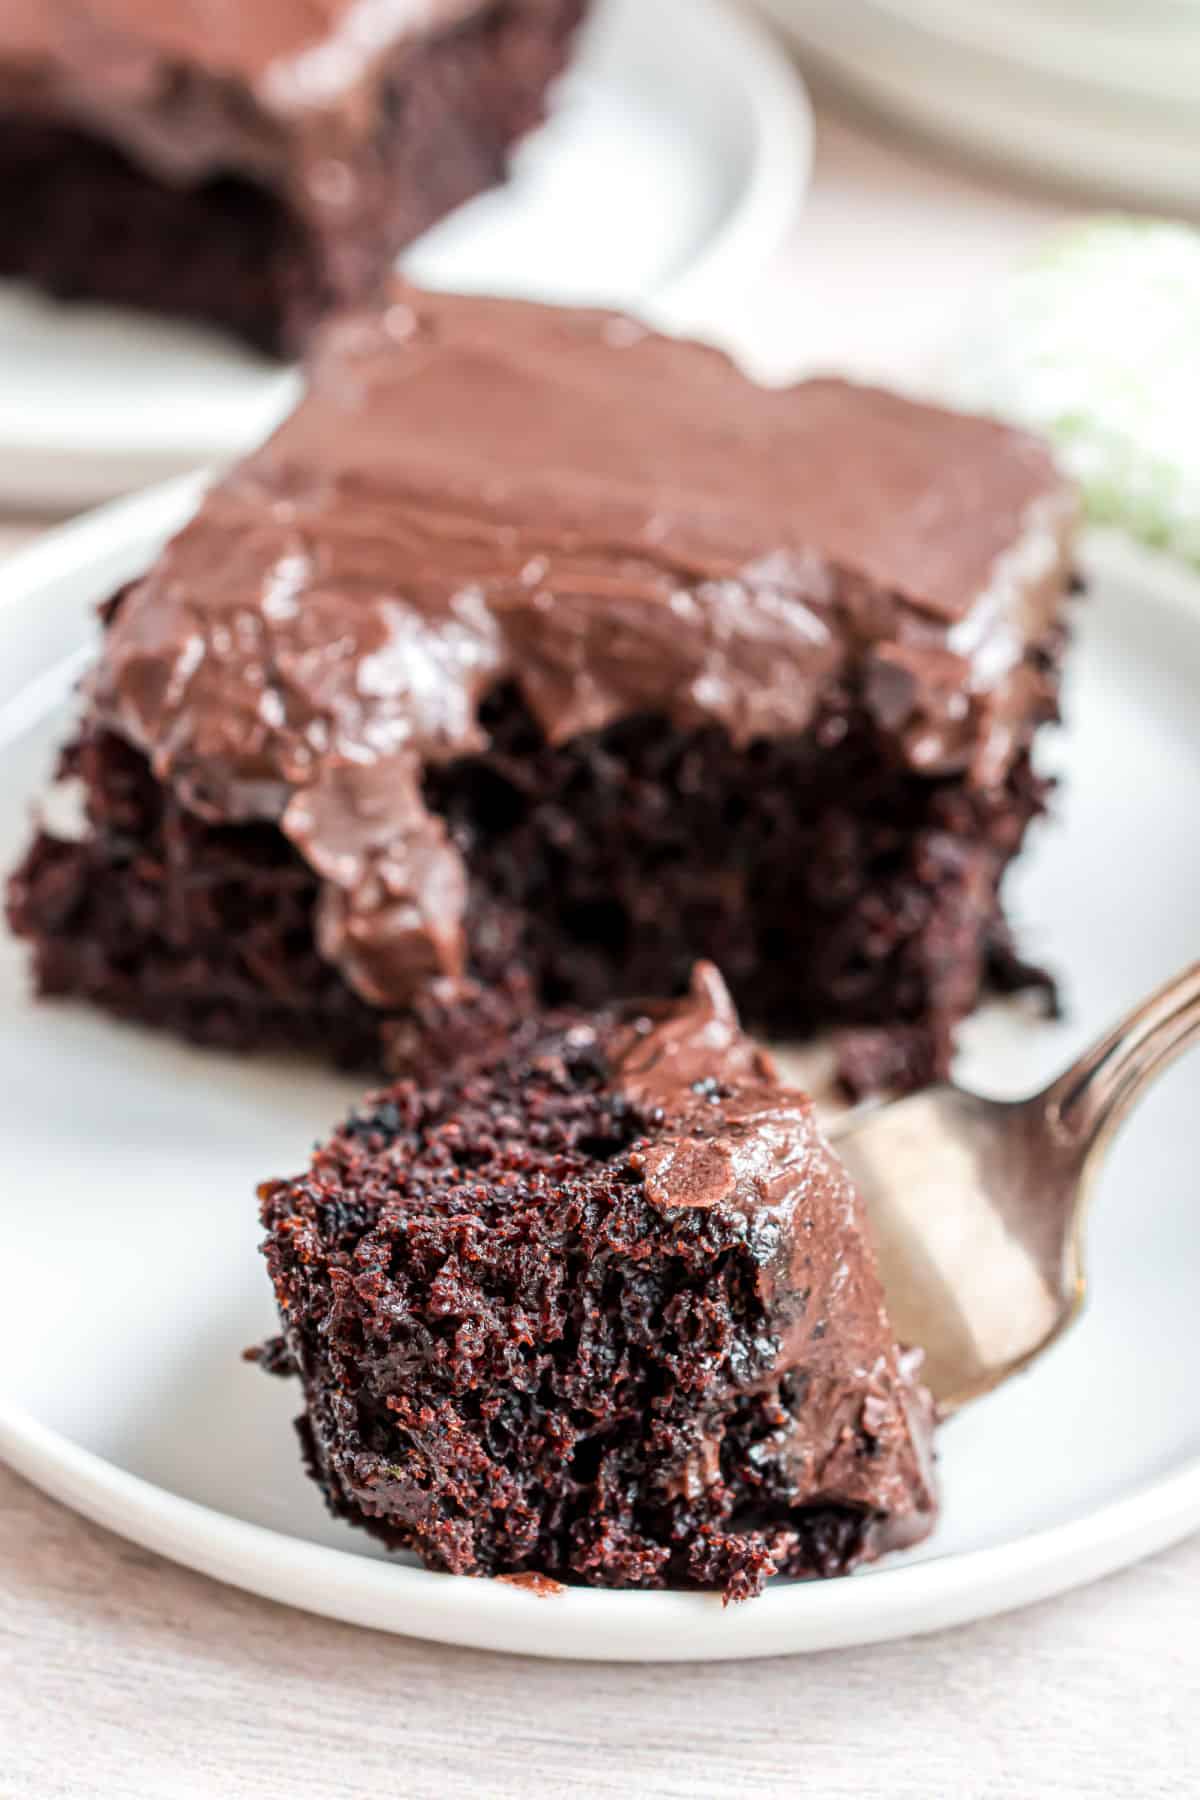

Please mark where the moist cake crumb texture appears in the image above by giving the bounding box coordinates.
[255,966,937,1598]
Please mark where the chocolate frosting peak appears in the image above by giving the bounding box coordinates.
[608,962,778,1119]
[93,285,1077,1011]
[614,964,830,1221]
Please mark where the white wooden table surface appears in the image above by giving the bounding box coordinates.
[3,91,1198,1800]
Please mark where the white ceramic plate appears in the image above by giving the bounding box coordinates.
[0,0,811,510]
[758,0,1200,213]
[2,484,1200,1661]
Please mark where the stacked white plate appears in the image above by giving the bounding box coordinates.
[759,0,1200,209]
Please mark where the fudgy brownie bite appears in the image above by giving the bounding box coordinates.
[255,965,937,1597]
[0,1,588,355]
[7,284,1078,1091]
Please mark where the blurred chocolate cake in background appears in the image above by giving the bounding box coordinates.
[0,0,588,355]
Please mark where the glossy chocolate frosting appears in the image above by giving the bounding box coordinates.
[0,0,498,216]
[609,964,937,1537]
[91,284,1077,1009]
[0,2,489,84]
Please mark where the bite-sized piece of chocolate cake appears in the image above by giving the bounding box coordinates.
[7,284,1079,1092]
[0,1,587,356]
[256,965,937,1597]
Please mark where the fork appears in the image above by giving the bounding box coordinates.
[828,964,1200,1411]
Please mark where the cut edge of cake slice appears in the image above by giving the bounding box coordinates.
[255,963,937,1600]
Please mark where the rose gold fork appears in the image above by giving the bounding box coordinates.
[828,964,1200,1412]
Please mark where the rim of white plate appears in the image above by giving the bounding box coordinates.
[3,1397,1200,1662]
[2,491,1200,1659]
[643,0,813,336]
[861,0,1200,113]
[759,0,1200,216]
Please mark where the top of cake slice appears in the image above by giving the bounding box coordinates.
[0,0,491,97]
[0,0,499,203]
[89,282,1077,1005]
[258,962,937,1596]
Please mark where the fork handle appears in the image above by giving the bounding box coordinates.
[1042,962,1200,1157]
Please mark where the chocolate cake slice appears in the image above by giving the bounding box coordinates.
[255,965,937,1597]
[0,1,587,356]
[7,284,1078,1091]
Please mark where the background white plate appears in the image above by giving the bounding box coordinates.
[1,484,1199,1660]
[758,0,1200,213]
[0,0,811,510]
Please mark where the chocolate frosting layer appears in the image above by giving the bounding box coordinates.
[0,2,489,86]
[92,285,1078,1009]
[610,965,937,1537]
[0,0,501,220]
